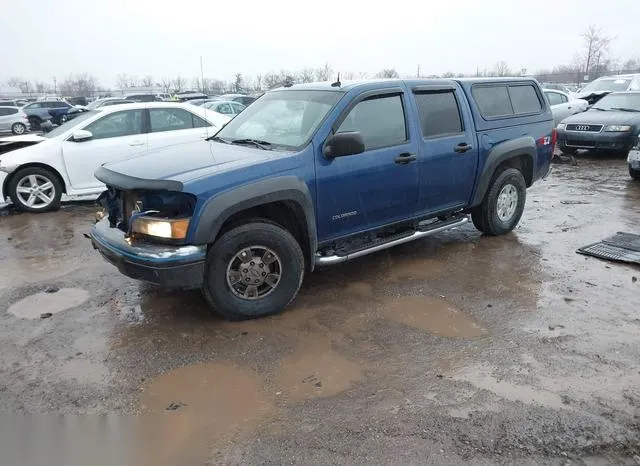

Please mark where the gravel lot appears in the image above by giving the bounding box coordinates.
[0,153,639,465]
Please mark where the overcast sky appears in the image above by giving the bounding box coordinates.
[2,0,639,88]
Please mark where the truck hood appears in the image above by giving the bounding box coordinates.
[98,140,291,187]
[562,109,640,126]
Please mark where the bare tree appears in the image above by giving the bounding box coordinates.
[581,25,611,78]
[376,68,400,79]
[6,77,24,90]
[441,71,455,78]
[116,73,130,89]
[34,81,47,93]
[234,73,243,92]
[141,75,154,87]
[299,68,315,83]
[493,61,511,77]
[255,74,263,91]
[58,73,98,97]
[315,63,333,81]
[160,77,173,93]
[172,76,186,92]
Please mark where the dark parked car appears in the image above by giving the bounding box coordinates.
[214,93,257,106]
[67,96,88,106]
[124,94,159,103]
[557,91,640,156]
[86,98,136,109]
[22,100,73,128]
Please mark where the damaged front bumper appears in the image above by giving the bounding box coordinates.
[90,218,206,289]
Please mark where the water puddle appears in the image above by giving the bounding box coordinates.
[6,288,90,319]
[273,337,364,403]
[382,295,487,338]
[452,364,569,410]
[386,258,445,282]
[139,362,274,465]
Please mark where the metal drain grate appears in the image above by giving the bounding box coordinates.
[577,232,640,265]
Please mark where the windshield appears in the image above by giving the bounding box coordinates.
[581,78,631,94]
[214,90,343,150]
[45,110,100,138]
[592,93,640,111]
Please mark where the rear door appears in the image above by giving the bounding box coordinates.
[0,107,15,130]
[146,107,210,151]
[61,108,146,191]
[410,84,479,214]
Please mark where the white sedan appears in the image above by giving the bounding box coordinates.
[0,102,229,212]
[543,89,589,127]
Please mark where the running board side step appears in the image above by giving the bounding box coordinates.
[315,216,469,266]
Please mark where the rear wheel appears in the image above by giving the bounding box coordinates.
[8,167,62,212]
[471,168,527,236]
[202,221,305,320]
[630,165,640,181]
[11,122,27,135]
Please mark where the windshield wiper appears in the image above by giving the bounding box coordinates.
[205,135,231,143]
[228,138,273,150]
[591,107,608,111]
[609,107,640,113]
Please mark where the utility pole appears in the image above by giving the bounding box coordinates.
[53,76,57,95]
[417,65,420,78]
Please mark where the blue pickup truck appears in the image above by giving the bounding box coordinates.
[90,78,555,320]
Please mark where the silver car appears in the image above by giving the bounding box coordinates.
[0,106,29,134]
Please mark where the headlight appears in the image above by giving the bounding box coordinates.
[131,216,190,239]
[604,125,632,132]
[557,123,566,130]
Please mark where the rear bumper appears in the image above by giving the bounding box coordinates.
[90,218,206,289]
[557,130,636,151]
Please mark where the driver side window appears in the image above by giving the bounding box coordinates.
[84,110,143,140]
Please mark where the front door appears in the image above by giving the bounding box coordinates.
[62,109,146,191]
[315,90,420,241]
[146,107,210,151]
[411,85,478,214]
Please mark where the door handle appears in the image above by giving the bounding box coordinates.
[394,152,417,164]
[129,141,145,147]
[454,143,472,153]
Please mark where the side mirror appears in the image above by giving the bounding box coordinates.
[71,129,93,142]
[323,132,365,159]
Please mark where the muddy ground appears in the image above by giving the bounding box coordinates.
[0,154,639,465]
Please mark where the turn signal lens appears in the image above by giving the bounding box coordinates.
[131,217,190,239]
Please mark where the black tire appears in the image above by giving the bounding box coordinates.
[559,145,577,155]
[630,165,640,181]
[11,122,27,135]
[8,166,63,213]
[28,116,41,130]
[471,167,527,236]
[202,221,305,320]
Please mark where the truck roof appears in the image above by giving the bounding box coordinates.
[273,77,540,92]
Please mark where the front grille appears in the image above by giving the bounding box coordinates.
[566,139,596,148]
[566,124,603,132]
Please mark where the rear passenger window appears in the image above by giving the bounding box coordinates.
[414,91,463,137]
[508,85,542,114]
[336,94,407,150]
[473,86,513,118]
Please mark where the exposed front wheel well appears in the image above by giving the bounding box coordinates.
[3,163,67,199]
[215,200,311,270]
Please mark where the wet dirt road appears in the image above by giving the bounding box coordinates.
[1,155,639,465]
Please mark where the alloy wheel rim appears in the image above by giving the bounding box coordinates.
[226,246,282,300]
[496,184,518,222]
[16,174,55,209]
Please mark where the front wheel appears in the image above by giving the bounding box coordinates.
[630,165,640,181]
[202,221,305,320]
[471,168,527,236]
[8,167,62,212]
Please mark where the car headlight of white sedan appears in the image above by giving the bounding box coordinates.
[557,123,566,130]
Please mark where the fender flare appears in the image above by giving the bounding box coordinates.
[191,176,317,267]
[471,136,537,207]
